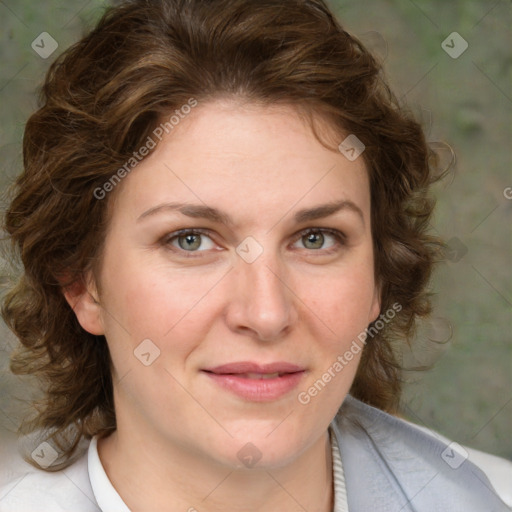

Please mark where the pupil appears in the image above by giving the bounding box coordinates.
[180,234,200,250]
[306,232,323,249]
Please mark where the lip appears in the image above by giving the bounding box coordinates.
[204,361,304,374]
[201,361,306,402]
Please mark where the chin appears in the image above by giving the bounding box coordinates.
[205,427,312,471]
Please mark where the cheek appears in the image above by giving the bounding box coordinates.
[98,263,218,384]
[295,271,374,412]
[101,250,221,339]
[306,266,377,332]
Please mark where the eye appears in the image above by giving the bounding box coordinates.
[161,227,346,257]
[292,228,345,253]
[163,229,217,254]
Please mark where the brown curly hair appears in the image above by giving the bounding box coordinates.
[2,0,442,469]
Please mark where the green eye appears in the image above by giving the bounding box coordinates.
[162,227,346,258]
[166,229,216,252]
[302,231,325,249]
[294,229,345,253]
[177,233,202,251]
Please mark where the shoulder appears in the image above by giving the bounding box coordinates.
[406,418,512,507]
[0,446,99,512]
[333,395,512,511]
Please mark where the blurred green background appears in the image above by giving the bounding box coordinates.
[0,0,510,475]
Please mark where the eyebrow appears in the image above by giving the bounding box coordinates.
[137,199,364,226]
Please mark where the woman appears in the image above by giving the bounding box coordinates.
[0,0,510,510]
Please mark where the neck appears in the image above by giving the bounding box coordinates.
[98,424,334,512]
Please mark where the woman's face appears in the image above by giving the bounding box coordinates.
[76,99,380,469]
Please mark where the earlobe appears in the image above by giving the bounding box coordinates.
[62,274,104,336]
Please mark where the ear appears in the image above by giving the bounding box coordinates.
[369,280,381,323]
[62,273,104,336]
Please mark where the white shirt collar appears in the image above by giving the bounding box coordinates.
[329,424,349,512]
[88,437,130,512]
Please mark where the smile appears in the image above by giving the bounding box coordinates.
[201,362,306,402]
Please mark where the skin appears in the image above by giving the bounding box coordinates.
[66,99,380,512]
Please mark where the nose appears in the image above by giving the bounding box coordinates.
[224,248,299,342]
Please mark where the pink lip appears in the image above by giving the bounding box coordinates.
[204,361,304,374]
[201,361,306,402]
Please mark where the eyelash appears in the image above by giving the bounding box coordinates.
[161,228,346,258]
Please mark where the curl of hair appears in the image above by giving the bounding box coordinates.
[2,0,443,469]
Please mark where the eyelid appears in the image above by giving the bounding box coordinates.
[161,227,347,257]
[294,227,346,243]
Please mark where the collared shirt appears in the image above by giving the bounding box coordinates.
[0,428,350,512]
[1,396,510,511]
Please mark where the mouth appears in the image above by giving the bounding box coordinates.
[223,372,284,379]
[203,361,305,375]
[201,362,306,402]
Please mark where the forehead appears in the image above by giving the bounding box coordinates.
[112,100,371,225]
